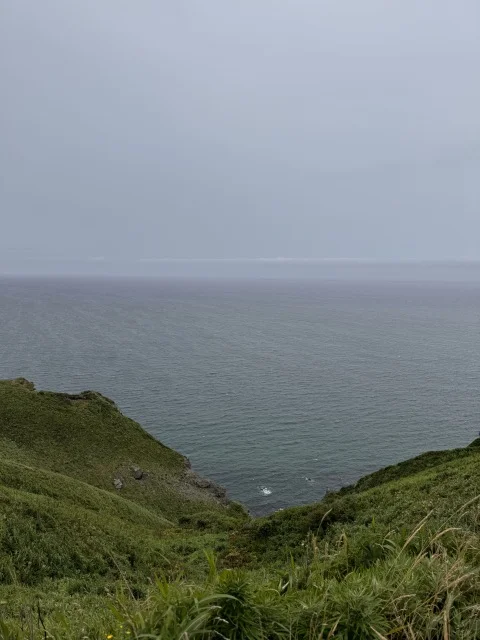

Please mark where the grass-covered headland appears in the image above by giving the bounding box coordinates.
[1,378,480,638]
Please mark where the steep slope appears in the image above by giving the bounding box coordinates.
[0,456,172,585]
[0,378,245,615]
[0,378,235,521]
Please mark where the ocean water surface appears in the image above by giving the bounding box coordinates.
[1,272,480,514]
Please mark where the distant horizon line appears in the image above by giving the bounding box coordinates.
[4,257,480,265]
[137,257,480,264]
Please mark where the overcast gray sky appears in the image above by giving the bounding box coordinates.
[1,0,480,274]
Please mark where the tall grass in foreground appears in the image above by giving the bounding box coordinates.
[2,513,480,639]
[119,525,480,639]
[112,516,480,639]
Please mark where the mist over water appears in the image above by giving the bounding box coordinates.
[1,268,480,514]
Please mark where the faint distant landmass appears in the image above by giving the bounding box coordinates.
[4,257,480,280]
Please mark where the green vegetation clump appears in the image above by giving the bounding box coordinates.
[1,378,480,638]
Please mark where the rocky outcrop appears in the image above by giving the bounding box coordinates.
[183,466,228,504]
[132,465,144,480]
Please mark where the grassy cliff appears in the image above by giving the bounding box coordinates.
[0,378,235,519]
[1,379,480,638]
[0,379,245,635]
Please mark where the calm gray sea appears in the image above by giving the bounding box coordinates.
[1,273,480,514]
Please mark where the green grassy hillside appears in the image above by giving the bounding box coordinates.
[0,379,245,635]
[0,379,235,520]
[2,378,480,638]
[236,443,480,562]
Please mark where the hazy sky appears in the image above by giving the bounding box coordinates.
[1,1,480,274]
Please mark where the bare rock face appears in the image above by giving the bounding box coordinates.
[193,477,211,489]
[113,478,123,490]
[180,458,229,505]
[190,474,227,500]
[210,482,227,500]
